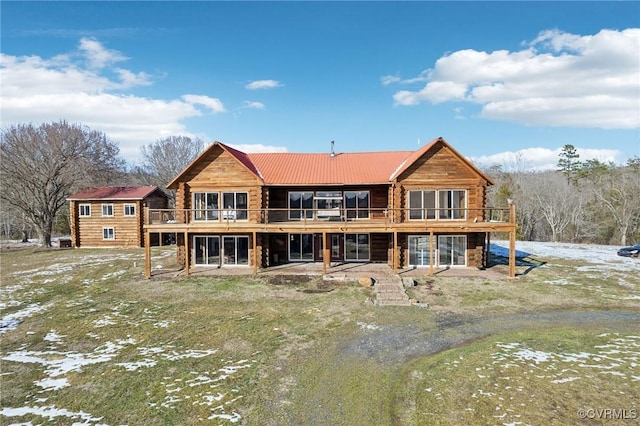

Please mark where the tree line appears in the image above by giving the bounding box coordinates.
[486,144,640,246]
[1,122,639,247]
[0,121,203,245]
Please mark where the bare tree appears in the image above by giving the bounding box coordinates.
[530,172,584,242]
[0,121,125,247]
[580,159,640,245]
[136,136,205,206]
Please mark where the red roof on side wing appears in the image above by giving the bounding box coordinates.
[68,186,164,201]
[247,151,412,185]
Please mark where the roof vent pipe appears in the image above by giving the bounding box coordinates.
[330,140,335,157]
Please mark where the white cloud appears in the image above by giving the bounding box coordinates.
[0,38,226,160]
[245,79,282,90]
[470,146,622,172]
[387,28,640,129]
[78,37,126,69]
[181,94,225,113]
[241,101,265,109]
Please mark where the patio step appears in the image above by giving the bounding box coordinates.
[373,276,412,306]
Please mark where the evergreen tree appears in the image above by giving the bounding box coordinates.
[557,144,581,183]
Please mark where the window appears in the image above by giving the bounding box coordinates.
[345,191,369,219]
[102,227,115,240]
[223,236,249,265]
[440,190,466,219]
[289,233,314,261]
[222,192,248,220]
[194,193,219,221]
[102,204,114,217]
[194,236,220,266]
[408,190,465,220]
[408,235,431,267]
[409,190,435,220]
[438,235,466,266]
[289,192,314,220]
[124,204,136,217]
[315,192,342,219]
[79,204,91,217]
[345,233,370,261]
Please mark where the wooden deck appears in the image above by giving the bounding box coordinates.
[143,205,518,279]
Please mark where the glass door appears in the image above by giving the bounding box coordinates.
[289,233,314,261]
[223,236,249,265]
[438,235,466,266]
[408,236,430,267]
[194,236,220,266]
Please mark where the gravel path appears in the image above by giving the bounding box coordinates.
[342,310,640,365]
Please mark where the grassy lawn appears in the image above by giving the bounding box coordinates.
[1,245,638,425]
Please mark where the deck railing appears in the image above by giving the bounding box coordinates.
[147,207,514,226]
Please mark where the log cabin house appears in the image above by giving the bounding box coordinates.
[69,186,168,248]
[143,137,517,277]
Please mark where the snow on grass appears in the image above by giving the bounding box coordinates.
[0,303,52,334]
[0,405,104,424]
[356,321,380,330]
[493,240,639,272]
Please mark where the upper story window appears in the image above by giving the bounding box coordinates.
[344,191,369,219]
[289,192,314,220]
[222,192,248,220]
[315,192,342,219]
[102,204,114,217]
[409,190,466,220]
[194,192,219,221]
[123,204,136,217]
[79,204,91,217]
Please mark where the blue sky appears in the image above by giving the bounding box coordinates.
[1,1,639,170]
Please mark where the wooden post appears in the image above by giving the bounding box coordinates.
[144,230,151,279]
[429,230,434,276]
[486,232,491,268]
[322,232,328,275]
[253,231,258,274]
[393,231,398,272]
[508,202,516,278]
[184,231,190,276]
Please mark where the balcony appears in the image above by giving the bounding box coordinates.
[145,207,514,233]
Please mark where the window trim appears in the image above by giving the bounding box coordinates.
[79,204,91,217]
[344,191,370,219]
[123,203,136,217]
[344,233,370,261]
[288,191,314,220]
[101,203,114,217]
[408,189,467,220]
[102,227,115,240]
[193,192,220,221]
[222,192,249,221]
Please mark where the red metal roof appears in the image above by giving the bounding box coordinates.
[167,138,493,188]
[248,151,412,185]
[68,186,163,201]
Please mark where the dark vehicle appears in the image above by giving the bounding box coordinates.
[617,243,640,258]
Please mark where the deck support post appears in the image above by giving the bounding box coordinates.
[184,231,190,276]
[322,232,328,275]
[429,230,434,276]
[486,232,491,268]
[144,230,151,279]
[508,202,516,278]
[253,231,258,274]
[393,231,398,272]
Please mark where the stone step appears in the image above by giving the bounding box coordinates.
[375,299,413,306]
